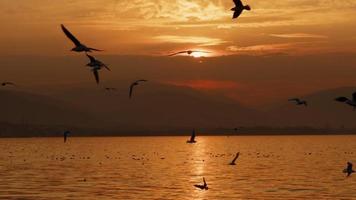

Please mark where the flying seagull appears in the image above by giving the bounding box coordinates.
[288,98,308,106]
[1,82,15,87]
[61,24,102,52]
[229,152,240,165]
[194,177,208,190]
[129,80,147,98]
[335,92,356,110]
[343,162,355,177]
[231,0,251,19]
[168,50,210,57]
[186,129,197,143]
[86,54,110,84]
[63,130,70,143]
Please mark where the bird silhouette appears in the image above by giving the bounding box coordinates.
[61,24,102,52]
[63,131,70,143]
[194,177,208,190]
[1,82,15,87]
[168,50,210,57]
[231,0,251,19]
[186,129,197,143]
[229,152,240,165]
[335,92,356,110]
[86,54,110,84]
[129,80,147,98]
[288,98,308,106]
[343,162,355,177]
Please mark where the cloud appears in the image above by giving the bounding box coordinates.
[164,80,240,90]
[226,43,295,55]
[154,35,227,46]
[269,33,328,39]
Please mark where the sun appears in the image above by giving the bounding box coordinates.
[191,52,205,58]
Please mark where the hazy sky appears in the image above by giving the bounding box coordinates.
[0,0,356,107]
[1,0,356,56]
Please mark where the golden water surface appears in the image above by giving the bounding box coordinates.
[0,136,355,199]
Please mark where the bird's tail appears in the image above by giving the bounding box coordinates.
[244,5,251,10]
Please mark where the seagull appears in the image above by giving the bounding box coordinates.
[343,162,355,177]
[1,82,15,87]
[229,152,240,165]
[86,54,110,84]
[61,24,102,52]
[129,80,147,98]
[63,130,70,143]
[288,98,308,106]
[168,50,210,57]
[335,92,356,110]
[231,0,251,19]
[194,177,208,190]
[186,129,197,143]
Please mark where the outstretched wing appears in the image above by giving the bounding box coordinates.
[190,129,196,141]
[232,152,240,163]
[93,70,99,84]
[103,64,111,71]
[129,84,135,98]
[168,51,188,56]
[61,24,81,46]
[137,79,148,83]
[86,54,96,63]
[233,9,243,19]
[203,178,207,187]
[233,0,243,7]
[335,97,349,102]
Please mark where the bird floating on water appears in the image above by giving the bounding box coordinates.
[86,54,110,84]
[343,162,355,177]
[63,130,70,143]
[129,80,147,99]
[335,92,356,110]
[229,152,240,165]
[1,82,15,87]
[231,0,251,19]
[168,50,210,57]
[186,129,197,143]
[61,24,102,52]
[288,98,308,106]
[194,177,208,190]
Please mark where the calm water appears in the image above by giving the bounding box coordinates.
[0,136,355,200]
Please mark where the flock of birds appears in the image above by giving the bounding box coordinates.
[288,92,356,110]
[1,0,355,190]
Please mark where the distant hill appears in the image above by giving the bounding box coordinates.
[0,89,95,127]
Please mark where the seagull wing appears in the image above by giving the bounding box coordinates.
[61,24,81,46]
[353,92,356,102]
[203,178,207,187]
[88,47,103,52]
[168,51,188,56]
[93,70,99,84]
[335,97,349,102]
[233,0,243,7]
[190,130,196,141]
[233,9,243,19]
[137,79,148,83]
[86,54,96,63]
[129,83,135,98]
[103,64,111,71]
[232,152,240,163]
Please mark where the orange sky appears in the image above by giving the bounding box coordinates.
[0,0,356,56]
[0,0,356,107]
